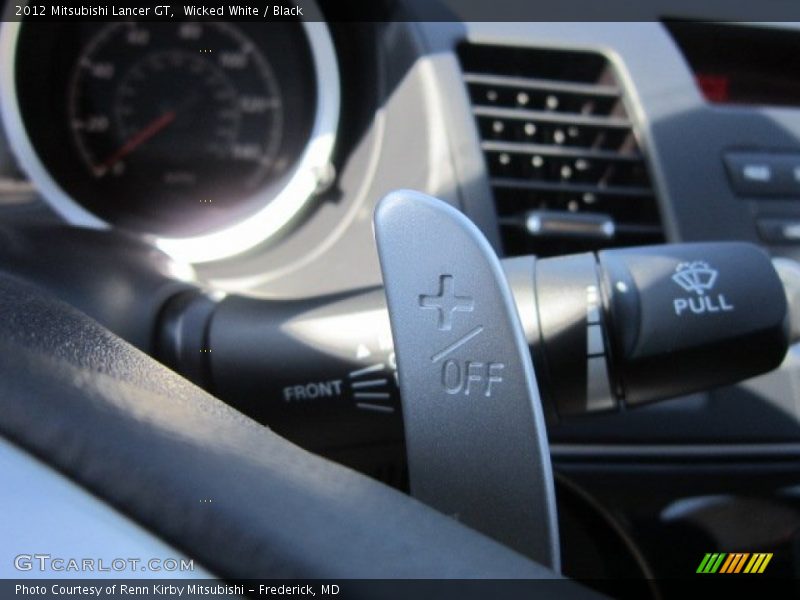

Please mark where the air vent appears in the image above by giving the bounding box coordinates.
[458,44,664,257]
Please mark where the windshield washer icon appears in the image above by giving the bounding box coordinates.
[671,261,734,316]
[672,261,718,296]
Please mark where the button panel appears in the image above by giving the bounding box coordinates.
[724,151,800,197]
[757,218,800,244]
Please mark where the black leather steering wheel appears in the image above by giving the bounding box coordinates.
[0,272,600,591]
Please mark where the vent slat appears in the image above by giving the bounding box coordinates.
[491,178,654,198]
[481,140,643,162]
[473,105,631,129]
[459,43,664,257]
[464,72,621,98]
[499,211,663,241]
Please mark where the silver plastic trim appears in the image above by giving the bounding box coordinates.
[0,9,339,264]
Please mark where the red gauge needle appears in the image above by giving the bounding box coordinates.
[98,110,176,172]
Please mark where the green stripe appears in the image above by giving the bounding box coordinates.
[704,554,719,573]
[697,554,713,573]
[709,553,726,573]
[702,554,718,573]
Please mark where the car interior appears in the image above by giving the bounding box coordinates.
[2,2,800,598]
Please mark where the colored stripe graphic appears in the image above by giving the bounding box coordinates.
[759,554,773,573]
[743,553,773,574]
[735,553,750,573]
[710,553,726,573]
[696,554,713,573]
[697,553,727,573]
[719,554,735,573]
[699,552,774,574]
[720,553,736,573]
[728,553,749,573]
[744,554,760,573]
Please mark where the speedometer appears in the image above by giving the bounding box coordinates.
[2,15,339,262]
[69,23,284,207]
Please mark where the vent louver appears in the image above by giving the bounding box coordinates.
[458,44,664,257]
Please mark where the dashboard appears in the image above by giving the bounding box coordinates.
[3,1,800,593]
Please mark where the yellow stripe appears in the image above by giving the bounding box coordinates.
[758,554,773,574]
[719,554,736,574]
[734,553,750,573]
[743,554,759,574]
[749,554,766,573]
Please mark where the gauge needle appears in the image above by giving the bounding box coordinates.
[98,110,176,172]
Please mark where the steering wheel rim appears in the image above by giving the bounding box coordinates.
[0,272,598,590]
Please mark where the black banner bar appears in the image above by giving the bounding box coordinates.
[3,578,800,600]
[4,0,800,23]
